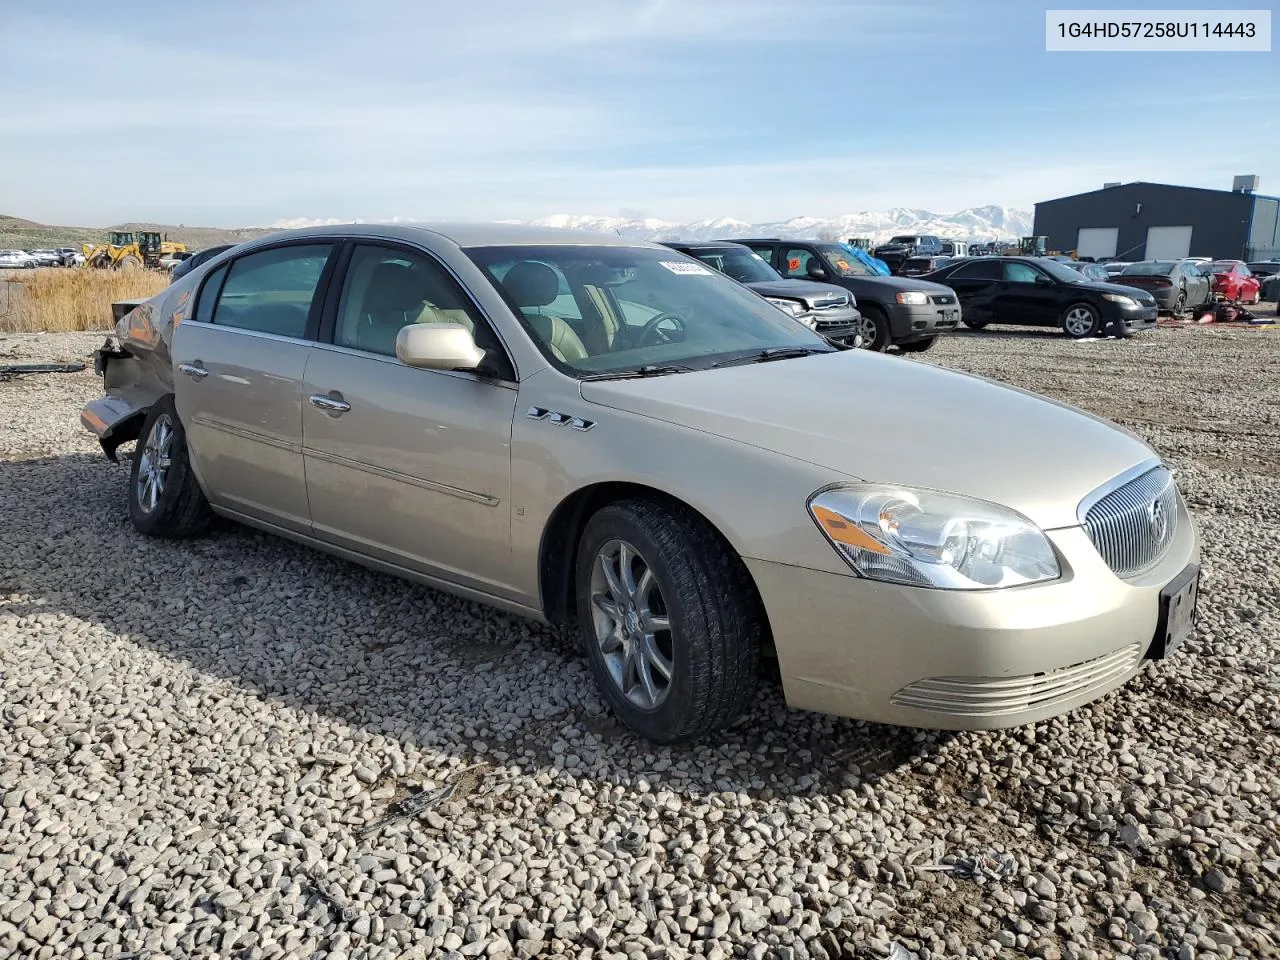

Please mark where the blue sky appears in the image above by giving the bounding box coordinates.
[1,1,1276,227]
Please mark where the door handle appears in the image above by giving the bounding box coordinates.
[178,361,208,380]
[309,393,351,414]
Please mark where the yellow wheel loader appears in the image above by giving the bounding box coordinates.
[82,231,187,270]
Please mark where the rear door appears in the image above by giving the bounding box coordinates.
[300,241,522,599]
[174,242,337,533]
[941,258,1003,322]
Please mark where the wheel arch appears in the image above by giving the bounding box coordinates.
[537,481,773,641]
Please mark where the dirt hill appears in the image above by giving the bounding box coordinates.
[0,215,274,252]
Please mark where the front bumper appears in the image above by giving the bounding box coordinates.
[802,304,863,346]
[887,297,962,342]
[1117,302,1159,330]
[746,494,1199,730]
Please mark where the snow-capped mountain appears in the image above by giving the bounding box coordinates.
[266,206,1032,243]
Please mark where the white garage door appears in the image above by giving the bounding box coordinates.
[1145,225,1193,260]
[1076,227,1119,259]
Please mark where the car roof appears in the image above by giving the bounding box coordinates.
[238,222,660,250]
[660,240,750,251]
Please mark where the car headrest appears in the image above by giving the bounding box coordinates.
[502,260,559,308]
[365,262,427,313]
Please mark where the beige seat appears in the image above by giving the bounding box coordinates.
[500,261,589,363]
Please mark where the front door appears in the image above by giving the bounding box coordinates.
[301,242,521,599]
[174,242,337,533]
[995,260,1060,326]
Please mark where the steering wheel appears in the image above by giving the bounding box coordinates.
[636,311,688,346]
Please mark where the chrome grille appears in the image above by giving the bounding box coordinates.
[1081,466,1179,578]
[891,644,1143,716]
[929,294,956,305]
[811,295,850,310]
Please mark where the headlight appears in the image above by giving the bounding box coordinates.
[764,297,805,317]
[1101,293,1136,306]
[895,291,929,305]
[807,484,1061,590]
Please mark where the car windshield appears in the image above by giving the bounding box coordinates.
[1120,262,1176,276]
[887,236,917,245]
[466,245,832,377]
[815,244,874,276]
[684,247,781,284]
[1036,258,1092,283]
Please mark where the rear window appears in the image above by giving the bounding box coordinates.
[1209,261,1236,272]
[1120,262,1175,276]
[212,244,334,338]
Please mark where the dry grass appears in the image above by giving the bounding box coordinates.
[0,268,169,333]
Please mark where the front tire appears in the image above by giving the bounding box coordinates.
[1060,303,1101,339]
[858,305,891,351]
[129,396,213,539]
[574,499,763,743]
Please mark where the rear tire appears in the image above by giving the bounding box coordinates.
[574,499,763,743]
[128,396,213,539]
[1060,303,1101,339]
[858,305,892,351]
[897,336,936,354]
[962,317,988,331]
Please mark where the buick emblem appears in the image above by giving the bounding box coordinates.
[1147,498,1169,543]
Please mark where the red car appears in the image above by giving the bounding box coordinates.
[1208,260,1261,304]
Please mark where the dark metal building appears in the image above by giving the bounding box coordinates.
[1033,178,1280,262]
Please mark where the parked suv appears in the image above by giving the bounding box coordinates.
[659,241,864,347]
[873,235,944,273]
[722,238,961,351]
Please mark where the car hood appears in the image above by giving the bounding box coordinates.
[579,351,1155,530]
[1067,278,1158,302]
[845,275,954,295]
[744,279,852,307]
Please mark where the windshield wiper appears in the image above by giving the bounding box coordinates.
[579,364,694,381]
[710,346,831,369]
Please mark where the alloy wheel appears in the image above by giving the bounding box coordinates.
[1063,307,1095,337]
[856,313,880,348]
[135,414,174,514]
[589,539,674,710]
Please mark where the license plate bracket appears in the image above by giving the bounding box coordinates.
[1149,563,1199,659]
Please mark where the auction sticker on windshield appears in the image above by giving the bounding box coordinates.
[659,261,714,275]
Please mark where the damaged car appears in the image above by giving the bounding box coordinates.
[83,224,1200,743]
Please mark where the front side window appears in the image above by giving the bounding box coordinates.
[212,244,334,338]
[466,244,829,376]
[334,244,493,359]
[1004,262,1042,284]
[781,247,820,278]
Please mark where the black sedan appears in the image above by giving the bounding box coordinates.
[921,256,1158,339]
[1111,260,1212,313]
[169,243,235,283]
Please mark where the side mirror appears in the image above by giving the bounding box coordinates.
[1034,274,1054,286]
[396,323,485,371]
[806,261,827,280]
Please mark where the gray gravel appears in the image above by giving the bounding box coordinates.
[1,326,1278,960]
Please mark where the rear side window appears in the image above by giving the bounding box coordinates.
[212,244,334,338]
[950,260,1002,281]
[194,264,228,324]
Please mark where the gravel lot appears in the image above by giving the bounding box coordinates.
[2,325,1278,960]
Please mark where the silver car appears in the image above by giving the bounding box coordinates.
[82,224,1201,743]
